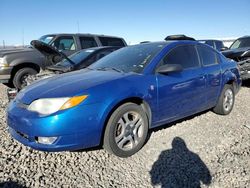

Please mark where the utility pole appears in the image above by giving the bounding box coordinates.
[3,40,5,48]
[22,29,24,47]
[77,21,80,33]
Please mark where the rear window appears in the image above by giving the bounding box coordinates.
[98,37,125,47]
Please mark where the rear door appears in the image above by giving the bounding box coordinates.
[156,45,206,124]
[197,44,222,108]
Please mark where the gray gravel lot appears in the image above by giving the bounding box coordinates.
[0,83,250,188]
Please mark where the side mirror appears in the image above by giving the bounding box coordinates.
[220,47,229,51]
[156,64,183,74]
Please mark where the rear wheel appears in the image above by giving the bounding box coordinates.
[13,67,38,90]
[103,103,149,157]
[213,84,235,115]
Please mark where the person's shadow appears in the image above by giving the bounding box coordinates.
[150,137,211,188]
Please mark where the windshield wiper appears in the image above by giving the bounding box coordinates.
[96,67,124,73]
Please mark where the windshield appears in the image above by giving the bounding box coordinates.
[38,35,55,44]
[90,43,165,73]
[56,49,96,66]
[230,38,250,49]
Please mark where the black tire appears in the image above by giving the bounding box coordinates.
[103,103,149,158]
[3,81,14,88]
[13,67,38,90]
[213,84,235,115]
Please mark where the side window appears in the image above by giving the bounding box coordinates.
[215,41,224,50]
[205,41,214,48]
[163,45,200,69]
[198,45,217,66]
[98,37,125,47]
[80,37,98,49]
[96,49,116,60]
[52,36,76,51]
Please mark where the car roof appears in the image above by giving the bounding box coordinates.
[198,39,222,42]
[43,33,124,39]
[133,40,199,48]
[237,35,250,39]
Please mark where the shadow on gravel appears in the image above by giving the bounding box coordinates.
[242,80,250,88]
[150,137,211,188]
[0,181,27,188]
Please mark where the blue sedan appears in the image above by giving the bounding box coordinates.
[7,40,241,157]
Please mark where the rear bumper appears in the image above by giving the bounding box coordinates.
[0,66,12,83]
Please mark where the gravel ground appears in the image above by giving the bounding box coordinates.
[0,83,250,188]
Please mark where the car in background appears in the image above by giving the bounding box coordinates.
[198,40,228,51]
[7,40,241,157]
[0,33,127,89]
[222,36,250,80]
[7,40,120,100]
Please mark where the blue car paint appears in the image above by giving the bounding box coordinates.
[7,41,241,152]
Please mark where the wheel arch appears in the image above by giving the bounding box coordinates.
[99,97,152,146]
[222,70,238,92]
[11,62,40,78]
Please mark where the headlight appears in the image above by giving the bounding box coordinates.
[28,95,88,115]
[0,57,8,67]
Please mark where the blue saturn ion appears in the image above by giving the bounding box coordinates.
[7,40,241,157]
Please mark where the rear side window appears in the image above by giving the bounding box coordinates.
[80,37,98,49]
[197,45,217,66]
[98,37,125,47]
[163,45,200,69]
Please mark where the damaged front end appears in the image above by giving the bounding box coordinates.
[238,58,250,80]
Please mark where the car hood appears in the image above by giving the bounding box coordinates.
[17,69,130,104]
[0,47,37,57]
[222,47,250,59]
[30,40,74,65]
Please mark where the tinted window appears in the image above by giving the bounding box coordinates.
[56,49,96,66]
[230,38,250,49]
[80,37,98,49]
[197,45,217,66]
[163,45,200,69]
[204,41,214,48]
[52,36,76,51]
[214,41,224,50]
[98,37,125,47]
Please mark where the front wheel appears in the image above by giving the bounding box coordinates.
[13,67,38,90]
[213,84,235,115]
[103,103,149,157]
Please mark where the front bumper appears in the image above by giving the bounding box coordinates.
[0,66,12,83]
[7,100,106,151]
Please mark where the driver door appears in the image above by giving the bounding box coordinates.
[156,45,206,124]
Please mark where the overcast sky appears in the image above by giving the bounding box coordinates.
[0,0,249,45]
